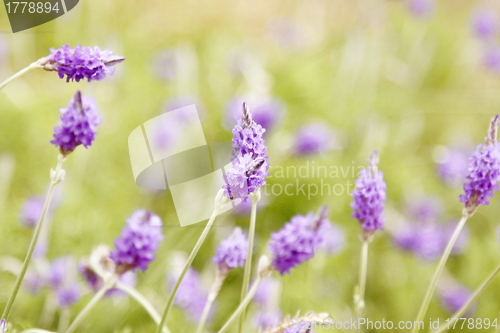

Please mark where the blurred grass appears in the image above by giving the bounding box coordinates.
[1,0,500,332]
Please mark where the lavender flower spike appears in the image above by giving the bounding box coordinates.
[460,115,500,214]
[351,151,387,234]
[268,206,328,275]
[223,102,269,202]
[110,210,164,274]
[51,90,102,156]
[39,44,125,82]
[212,227,249,272]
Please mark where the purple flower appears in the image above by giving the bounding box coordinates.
[254,277,281,306]
[483,46,500,72]
[317,221,345,255]
[351,151,387,231]
[460,115,500,210]
[406,0,435,19]
[40,44,124,82]
[267,18,308,50]
[51,91,102,156]
[23,266,44,294]
[150,49,179,81]
[293,123,340,155]
[47,256,81,308]
[268,206,328,275]
[254,310,281,330]
[110,210,164,273]
[0,319,6,333]
[212,227,248,270]
[285,321,316,333]
[106,271,137,297]
[223,103,269,201]
[437,147,470,187]
[168,267,212,323]
[224,97,285,134]
[471,8,498,39]
[19,196,47,228]
[439,284,475,316]
[405,196,443,222]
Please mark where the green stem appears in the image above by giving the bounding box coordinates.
[356,241,369,316]
[411,214,468,333]
[0,62,39,90]
[217,277,262,333]
[20,330,56,333]
[115,282,170,333]
[57,308,71,333]
[156,208,219,333]
[2,154,65,321]
[237,191,259,333]
[434,263,500,333]
[64,276,117,333]
[196,268,227,333]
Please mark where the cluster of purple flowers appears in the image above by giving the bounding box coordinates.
[110,210,164,274]
[47,256,81,308]
[268,206,329,275]
[469,7,500,73]
[460,115,500,211]
[223,103,269,201]
[51,91,102,156]
[224,96,285,133]
[212,227,248,271]
[293,123,340,156]
[351,151,387,232]
[436,146,470,187]
[40,44,124,82]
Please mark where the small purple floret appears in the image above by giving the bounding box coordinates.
[471,8,498,39]
[212,227,248,270]
[294,123,339,155]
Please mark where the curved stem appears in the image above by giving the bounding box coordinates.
[411,214,468,333]
[434,263,500,333]
[197,268,228,333]
[156,208,219,333]
[238,192,259,333]
[115,282,170,333]
[2,154,65,321]
[217,277,262,333]
[64,276,117,333]
[0,62,39,90]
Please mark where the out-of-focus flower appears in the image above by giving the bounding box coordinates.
[19,196,46,228]
[483,46,500,72]
[284,321,316,333]
[405,196,443,222]
[436,147,470,187]
[167,267,211,323]
[47,256,81,308]
[471,8,498,40]
[223,103,269,202]
[23,266,44,294]
[267,18,308,50]
[232,195,267,215]
[405,0,435,19]
[268,206,328,275]
[164,95,205,119]
[106,271,137,297]
[254,310,282,330]
[150,49,179,81]
[110,210,164,274]
[39,44,124,82]
[351,151,387,231]
[212,227,248,271]
[460,115,500,212]
[261,312,328,333]
[317,221,345,254]
[254,277,281,306]
[0,319,6,333]
[293,123,340,156]
[224,97,285,134]
[253,277,282,330]
[439,284,475,316]
[51,91,102,156]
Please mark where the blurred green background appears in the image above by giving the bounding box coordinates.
[1,0,500,332]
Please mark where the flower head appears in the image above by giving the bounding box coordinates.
[471,8,498,39]
[439,284,475,316]
[40,44,124,82]
[483,46,500,73]
[20,195,47,228]
[268,206,328,275]
[406,0,435,19]
[212,227,248,271]
[47,256,81,308]
[255,310,282,331]
[351,151,387,232]
[110,210,164,273]
[436,147,470,187]
[51,91,101,156]
[224,96,285,133]
[293,123,340,155]
[223,103,269,201]
[460,115,500,212]
[317,221,345,255]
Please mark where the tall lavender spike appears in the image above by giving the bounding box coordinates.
[242,102,253,129]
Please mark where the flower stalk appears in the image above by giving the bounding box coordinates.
[196,267,228,333]
[238,188,260,333]
[434,263,500,333]
[1,154,65,321]
[0,62,40,90]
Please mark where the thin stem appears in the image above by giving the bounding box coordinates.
[411,214,468,333]
[2,154,65,321]
[356,241,369,317]
[115,282,170,333]
[434,263,500,333]
[217,277,262,333]
[64,276,117,333]
[0,62,39,90]
[57,308,71,333]
[237,191,259,333]
[196,268,228,333]
[20,330,56,333]
[156,208,219,333]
